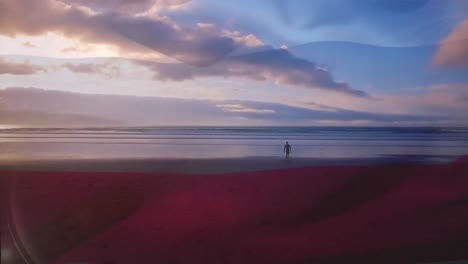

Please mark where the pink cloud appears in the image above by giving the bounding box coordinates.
[62,62,121,78]
[432,20,468,69]
[63,0,189,13]
[0,0,253,66]
[0,0,363,97]
[0,59,45,75]
[22,41,36,48]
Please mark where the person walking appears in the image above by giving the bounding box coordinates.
[284,141,292,160]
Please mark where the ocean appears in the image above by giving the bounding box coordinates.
[0,127,467,161]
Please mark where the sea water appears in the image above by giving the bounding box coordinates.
[0,127,467,161]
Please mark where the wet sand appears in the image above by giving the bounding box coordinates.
[0,155,454,174]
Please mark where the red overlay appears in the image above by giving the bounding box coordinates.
[3,157,468,263]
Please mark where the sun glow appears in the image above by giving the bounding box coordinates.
[0,33,119,58]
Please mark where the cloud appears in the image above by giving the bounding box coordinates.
[22,41,36,48]
[326,83,468,120]
[62,0,189,14]
[0,110,120,126]
[433,20,468,69]
[62,45,94,54]
[216,104,276,114]
[426,83,468,104]
[62,62,121,78]
[0,59,46,75]
[0,87,445,126]
[0,0,359,96]
[139,48,369,97]
[0,0,258,66]
[229,100,440,123]
[109,18,257,66]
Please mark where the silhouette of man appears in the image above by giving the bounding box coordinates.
[284,141,292,159]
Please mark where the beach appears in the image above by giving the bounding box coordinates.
[0,155,453,174]
[1,127,468,263]
[2,155,468,264]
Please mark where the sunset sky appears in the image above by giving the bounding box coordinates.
[0,0,467,126]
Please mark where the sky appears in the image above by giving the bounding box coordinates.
[0,0,467,126]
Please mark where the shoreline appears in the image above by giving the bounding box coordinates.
[0,155,458,174]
